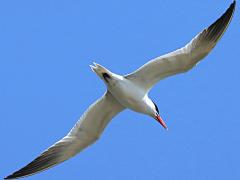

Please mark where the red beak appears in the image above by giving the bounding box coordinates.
[155,114,168,130]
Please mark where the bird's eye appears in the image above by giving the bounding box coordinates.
[153,101,159,114]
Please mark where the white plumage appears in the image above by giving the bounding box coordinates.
[5,1,235,179]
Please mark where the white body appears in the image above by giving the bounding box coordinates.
[105,72,154,115]
[5,2,235,179]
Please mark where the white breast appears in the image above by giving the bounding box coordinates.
[107,76,151,114]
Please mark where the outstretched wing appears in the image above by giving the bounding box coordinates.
[125,1,235,91]
[5,91,124,179]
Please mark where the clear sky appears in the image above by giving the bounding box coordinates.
[1,0,239,179]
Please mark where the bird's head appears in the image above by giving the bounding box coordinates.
[151,101,168,130]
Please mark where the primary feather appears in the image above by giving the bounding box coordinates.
[125,1,235,91]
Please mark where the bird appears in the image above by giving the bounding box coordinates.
[5,1,236,179]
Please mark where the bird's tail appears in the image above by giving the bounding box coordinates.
[90,62,111,75]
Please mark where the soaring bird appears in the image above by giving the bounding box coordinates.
[5,1,236,179]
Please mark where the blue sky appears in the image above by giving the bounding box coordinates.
[1,0,239,179]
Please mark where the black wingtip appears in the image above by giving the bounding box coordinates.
[226,0,236,16]
[232,0,236,8]
[4,168,27,179]
[224,0,236,25]
[4,175,14,180]
[225,0,236,16]
[230,0,236,11]
[4,173,19,180]
[203,0,236,42]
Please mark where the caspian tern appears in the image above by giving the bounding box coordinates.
[5,1,236,179]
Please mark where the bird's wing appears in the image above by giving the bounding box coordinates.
[125,1,235,91]
[5,91,124,179]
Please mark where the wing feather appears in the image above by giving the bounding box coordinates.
[125,1,235,91]
[5,92,124,179]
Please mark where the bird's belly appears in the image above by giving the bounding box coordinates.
[108,81,146,113]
